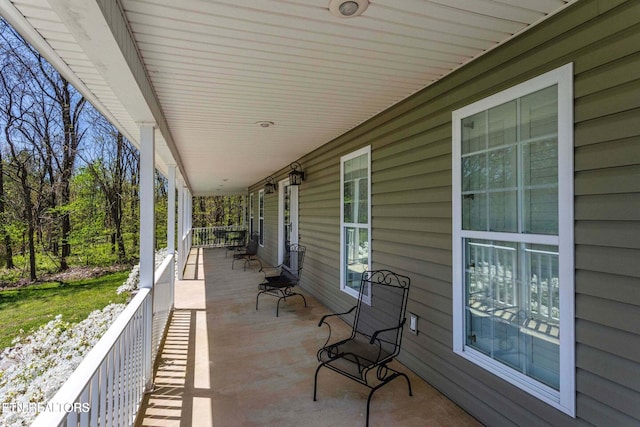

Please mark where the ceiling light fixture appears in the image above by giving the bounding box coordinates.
[329,0,369,18]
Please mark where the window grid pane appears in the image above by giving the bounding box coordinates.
[344,226,369,296]
[465,239,560,390]
[343,153,369,225]
[461,86,558,235]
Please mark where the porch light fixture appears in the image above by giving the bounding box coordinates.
[288,162,305,186]
[264,176,278,194]
[329,0,369,18]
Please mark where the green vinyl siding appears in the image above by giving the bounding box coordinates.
[251,1,640,425]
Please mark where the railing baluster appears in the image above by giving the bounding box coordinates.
[547,253,553,321]
[119,326,127,424]
[90,372,99,426]
[537,252,543,317]
[125,321,132,425]
[99,360,107,427]
[106,350,113,427]
[66,408,77,427]
[114,337,121,427]
[79,385,90,426]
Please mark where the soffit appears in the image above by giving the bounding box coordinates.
[2,0,572,194]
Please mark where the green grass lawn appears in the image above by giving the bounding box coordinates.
[0,271,130,349]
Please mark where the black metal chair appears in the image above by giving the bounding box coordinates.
[214,228,228,246]
[225,229,247,257]
[231,233,262,270]
[256,244,307,316]
[314,270,412,427]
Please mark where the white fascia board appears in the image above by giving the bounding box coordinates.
[0,0,138,145]
[46,0,155,126]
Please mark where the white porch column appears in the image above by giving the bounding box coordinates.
[186,188,192,249]
[139,123,155,391]
[167,165,176,255]
[139,124,156,289]
[167,165,176,310]
[177,178,185,280]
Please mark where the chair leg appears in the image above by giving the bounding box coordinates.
[365,372,412,427]
[256,290,265,310]
[276,290,289,316]
[313,363,325,401]
[399,372,413,396]
[276,293,307,316]
[250,256,262,271]
[366,388,374,427]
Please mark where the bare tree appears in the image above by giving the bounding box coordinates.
[80,112,137,262]
[0,66,39,280]
[1,21,87,271]
[0,61,15,269]
[35,59,86,270]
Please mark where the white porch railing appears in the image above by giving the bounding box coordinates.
[31,254,175,427]
[191,226,247,248]
[178,229,191,279]
[152,255,174,364]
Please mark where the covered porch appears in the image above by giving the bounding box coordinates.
[8,1,631,426]
[136,248,479,426]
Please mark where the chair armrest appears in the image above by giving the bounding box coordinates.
[317,306,357,353]
[318,306,356,327]
[369,318,406,344]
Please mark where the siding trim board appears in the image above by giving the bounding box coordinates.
[254,1,640,425]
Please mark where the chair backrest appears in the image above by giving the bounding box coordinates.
[234,229,247,244]
[246,233,259,254]
[283,244,306,283]
[352,270,411,359]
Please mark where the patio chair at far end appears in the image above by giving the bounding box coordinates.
[256,244,307,317]
[231,233,262,271]
[225,229,247,257]
[314,269,412,427]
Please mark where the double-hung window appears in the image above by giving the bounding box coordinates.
[452,64,575,415]
[340,146,371,302]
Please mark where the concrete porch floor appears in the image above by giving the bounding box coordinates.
[136,248,481,427]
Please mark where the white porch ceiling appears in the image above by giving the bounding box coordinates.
[1,0,572,195]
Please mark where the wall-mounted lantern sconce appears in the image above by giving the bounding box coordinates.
[288,162,305,186]
[264,176,278,194]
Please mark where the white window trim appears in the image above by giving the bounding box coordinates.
[249,192,254,236]
[278,179,286,264]
[452,63,575,416]
[340,146,372,303]
[258,189,264,247]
